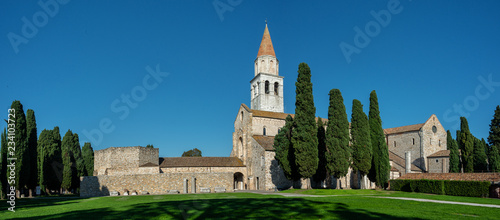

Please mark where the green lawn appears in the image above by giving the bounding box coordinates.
[1,191,499,219]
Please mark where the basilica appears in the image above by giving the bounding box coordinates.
[81,24,449,196]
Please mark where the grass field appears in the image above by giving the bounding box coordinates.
[1,190,499,219]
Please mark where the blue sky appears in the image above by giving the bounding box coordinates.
[1,1,499,157]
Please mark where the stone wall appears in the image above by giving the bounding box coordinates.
[248,138,266,190]
[427,157,449,173]
[81,172,234,197]
[161,167,245,174]
[252,117,286,137]
[264,151,294,190]
[421,115,447,171]
[387,130,423,169]
[94,146,159,175]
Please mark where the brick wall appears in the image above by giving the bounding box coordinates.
[80,172,234,197]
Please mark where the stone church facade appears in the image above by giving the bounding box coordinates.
[80,24,448,197]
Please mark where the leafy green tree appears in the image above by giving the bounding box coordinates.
[26,109,37,195]
[325,89,350,180]
[1,128,7,199]
[291,63,318,180]
[456,130,462,172]
[367,91,390,188]
[458,117,474,173]
[82,142,94,176]
[312,117,327,186]
[61,130,73,191]
[488,143,500,172]
[473,137,488,172]
[71,133,84,191]
[146,144,154,148]
[11,100,28,195]
[274,115,299,181]
[447,130,460,173]
[182,148,202,157]
[488,105,500,154]
[350,99,372,180]
[44,127,62,193]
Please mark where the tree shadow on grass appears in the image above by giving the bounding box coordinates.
[8,197,425,220]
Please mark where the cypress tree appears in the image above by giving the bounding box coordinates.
[61,130,73,192]
[44,127,62,193]
[274,115,299,180]
[488,105,500,157]
[488,143,500,172]
[291,63,318,179]
[473,137,488,172]
[459,117,474,173]
[367,91,390,188]
[313,117,327,186]
[325,89,350,180]
[26,109,37,196]
[351,99,372,179]
[82,142,94,176]
[1,128,7,199]
[72,133,84,191]
[37,129,49,193]
[447,130,460,173]
[11,100,28,195]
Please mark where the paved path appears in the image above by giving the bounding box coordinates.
[248,191,500,208]
[373,196,500,208]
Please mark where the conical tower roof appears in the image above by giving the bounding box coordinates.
[257,24,276,57]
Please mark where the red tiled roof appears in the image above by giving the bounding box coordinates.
[253,135,276,151]
[251,109,293,120]
[257,24,276,57]
[428,150,450,158]
[159,157,245,168]
[384,123,424,135]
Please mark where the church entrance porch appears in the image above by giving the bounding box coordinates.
[234,172,244,190]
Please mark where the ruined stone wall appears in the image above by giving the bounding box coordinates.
[264,151,294,190]
[106,167,160,176]
[81,172,234,197]
[387,131,423,169]
[94,146,159,175]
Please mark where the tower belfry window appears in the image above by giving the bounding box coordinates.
[265,81,270,94]
[274,82,279,95]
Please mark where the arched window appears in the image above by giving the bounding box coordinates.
[274,82,279,95]
[265,81,270,94]
[240,111,244,121]
[263,127,267,136]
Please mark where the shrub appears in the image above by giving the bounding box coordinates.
[390,179,490,197]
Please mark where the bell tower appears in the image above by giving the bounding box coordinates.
[250,23,284,113]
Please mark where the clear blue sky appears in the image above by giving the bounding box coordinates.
[1,1,499,157]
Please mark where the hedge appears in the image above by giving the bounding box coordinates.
[390,179,490,197]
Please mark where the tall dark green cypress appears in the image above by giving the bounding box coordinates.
[313,117,327,186]
[1,128,7,199]
[459,117,474,173]
[11,100,28,195]
[447,130,460,173]
[71,133,84,191]
[26,109,37,195]
[351,99,372,177]
[325,89,350,179]
[61,130,73,192]
[291,63,318,179]
[367,91,390,188]
[473,137,488,172]
[37,129,49,193]
[488,142,500,172]
[82,142,94,176]
[273,115,299,180]
[488,106,500,158]
[44,127,62,193]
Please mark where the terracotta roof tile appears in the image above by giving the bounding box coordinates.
[253,135,276,151]
[251,109,293,120]
[159,157,245,168]
[257,24,276,57]
[384,123,424,135]
[427,150,450,158]
[139,162,158,167]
